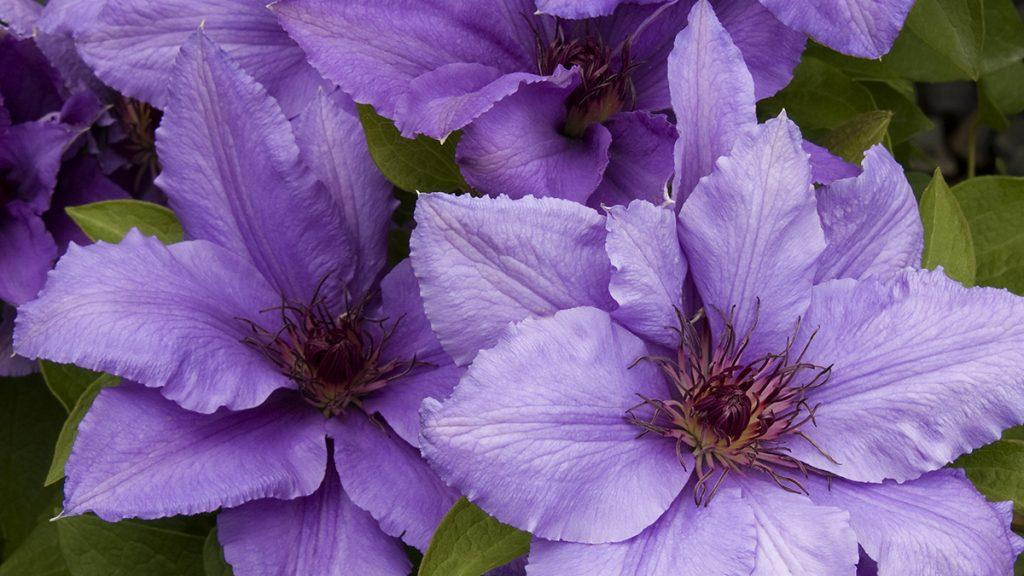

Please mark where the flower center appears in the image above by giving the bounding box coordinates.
[535,24,635,138]
[243,291,417,417]
[628,309,834,504]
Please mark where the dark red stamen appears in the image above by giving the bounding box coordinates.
[627,305,835,505]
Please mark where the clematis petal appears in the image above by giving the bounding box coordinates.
[0,0,40,36]
[790,268,1024,482]
[63,385,327,521]
[219,463,410,576]
[0,204,57,306]
[292,89,394,296]
[329,414,458,551]
[156,32,353,307]
[527,489,756,576]
[44,155,130,253]
[76,0,324,117]
[669,0,756,203]
[456,77,613,203]
[0,34,63,121]
[806,470,1018,576]
[605,200,686,348]
[272,0,537,123]
[814,145,923,282]
[15,231,292,414]
[758,0,914,58]
[364,365,463,450]
[534,0,664,19]
[587,111,676,208]
[0,120,77,212]
[714,0,805,99]
[410,193,615,365]
[679,114,824,358]
[735,474,859,575]
[803,140,860,185]
[421,307,689,544]
[0,304,34,377]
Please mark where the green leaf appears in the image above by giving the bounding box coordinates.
[66,200,183,244]
[39,361,104,413]
[980,0,1024,74]
[953,177,1024,295]
[820,110,893,164]
[203,529,233,576]
[56,516,207,576]
[979,61,1024,130]
[956,426,1024,514]
[419,499,529,576]
[44,374,119,486]
[900,0,984,80]
[860,80,933,144]
[919,169,976,285]
[357,104,467,193]
[0,375,66,554]
[0,520,69,576]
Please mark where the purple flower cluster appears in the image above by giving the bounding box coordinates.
[7,0,1024,575]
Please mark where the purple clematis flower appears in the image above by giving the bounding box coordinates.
[412,115,1024,574]
[537,0,915,59]
[274,0,806,206]
[15,32,459,575]
[0,27,127,376]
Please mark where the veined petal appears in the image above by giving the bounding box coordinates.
[76,0,324,116]
[456,76,613,203]
[803,140,860,185]
[0,34,63,121]
[421,308,689,544]
[527,489,756,576]
[735,474,858,575]
[410,193,614,365]
[0,120,77,212]
[806,470,1018,576]
[605,200,686,348]
[790,268,1024,482]
[758,0,913,58]
[15,231,292,414]
[292,89,394,296]
[679,113,823,359]
[219,462,410,576]
[815,145,923,282]
[329,414,458,551]
[0,204,57,306]
[63,385,327,521]
[534,0,664,19]
[364,365,462,449]
[0,0,40,36]
[670,0,756,203]
[587,111,676,208]
[157,32,353,307]
[714,0,805,99]
[272,0,538,122]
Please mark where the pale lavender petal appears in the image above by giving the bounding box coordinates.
[457,78,613,203]
[735,474,858,575]
[678,114,823,358]
[588,111,676,208]
[77,0,324,116]
[804,140,860,185]
[219,463,410,576]
[64,385,327,521]
[410,193,614,365]
[273,0,537,122]
[156,32,353,306]
[396,65,565,139]
[670,0,756,203]
[44,155,130,253]
[15,231,292,414]
[0,303,34,376]
[365,365,462,449]
[0,204,56,305]
[790,268,1024,482]
[0,0,40,36]
[0,120,76,212]
[421,308,688,544]
[714,0,805,99]
[806,470,1018,576]
[34,0,111,92]
[292,88,394,296]
[993,501,1024,557]
[758,0,914,58]
[528,489,756,576]
[605,200,686,348]
[814,145,923,282]
[534,0,664,19]
[329,414,458,551]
